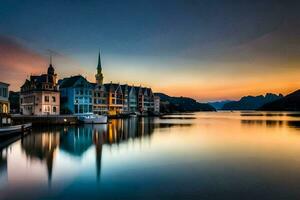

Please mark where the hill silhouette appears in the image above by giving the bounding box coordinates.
[222,93,283,110]
[259,90,300,111]
[155,93,216,113]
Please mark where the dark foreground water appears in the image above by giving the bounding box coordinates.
[2,112,300,200]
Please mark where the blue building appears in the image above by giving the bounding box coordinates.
[59,75,93,115]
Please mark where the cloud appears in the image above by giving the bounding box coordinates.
[0,35,47,91]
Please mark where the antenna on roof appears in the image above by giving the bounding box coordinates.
[50,54,52,65]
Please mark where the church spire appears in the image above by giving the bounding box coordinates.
[95,50,104,85]
[97,50,101,70]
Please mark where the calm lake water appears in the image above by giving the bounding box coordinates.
[2,111,300,200]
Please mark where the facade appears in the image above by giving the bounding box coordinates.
[120,85,129,113]
[58,52,159,116]
[59,75,93,115]
[20,61,60,115]
[91,52,159,116]
[93,84,108,114]
[0,82,9,114]
[128,86,137,113]
[104,83,124,115]
[154,96,160,113]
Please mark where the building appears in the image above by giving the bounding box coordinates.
[93,52,108,114]
[154,96,160,113]
[20,59,60,115]
[120,84,129,113]
[104,83,124,115]
[0,82,9,114]
[59,75,93,115]
[127,86,138,113]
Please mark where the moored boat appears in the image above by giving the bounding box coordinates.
[0,123,32,138]
[78,114,108,124]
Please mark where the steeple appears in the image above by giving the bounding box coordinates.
[97,51,101,70]
[47,55,55,76]
[95,50,104,85]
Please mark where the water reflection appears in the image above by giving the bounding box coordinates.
[3,112,300,200]
[241,120,284,127]
[17,117,156,185]
[0,149,7,187]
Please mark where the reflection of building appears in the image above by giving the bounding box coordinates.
[0,82,10,113]
[0,149,7,187]
[59,76,94,115]
[21,128,60,184]
[20,59,60,115]
[59,126,94,156]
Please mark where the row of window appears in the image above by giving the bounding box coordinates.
[74,104,93,113]
[20,95,56,103]
[75,97,92,104]
[44,96,56,103]
[75,89,92,96]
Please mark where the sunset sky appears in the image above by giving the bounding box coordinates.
[0,0,299,101]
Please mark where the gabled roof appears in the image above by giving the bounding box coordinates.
[120,84,128,94]
[0,82,10,86]
[59,75,87,88]
[103,83,122,93]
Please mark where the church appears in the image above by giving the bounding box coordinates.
[20,57,60,115]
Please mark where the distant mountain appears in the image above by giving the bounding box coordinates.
[155,93,216,113]
[259,90,300,111]
[222,93,283,110]
[208,100,233,110]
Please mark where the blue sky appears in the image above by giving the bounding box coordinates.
[0,0,299,101]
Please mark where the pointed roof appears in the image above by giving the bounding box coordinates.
[97,50,101,70]
[48,55,55,75]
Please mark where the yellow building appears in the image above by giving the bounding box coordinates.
[0,82,10,114]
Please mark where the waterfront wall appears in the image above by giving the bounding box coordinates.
[12,115,78,125]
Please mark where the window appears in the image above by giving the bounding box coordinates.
[45,96,49,102]
[53,106,56,113]
[45,106,50,112]
[52,96,56,102]
[75,105,79,113]
[79,105,83,113]
[3,88,7,97]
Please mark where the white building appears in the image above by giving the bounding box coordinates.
[20,60,60,115]
[154,96,160,113]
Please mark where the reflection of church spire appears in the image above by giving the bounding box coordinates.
[46,151,54,187]
[95,142,102,182]
[93,129,104,182]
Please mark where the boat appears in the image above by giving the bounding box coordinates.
[129,112,138,117]
[0,123,32,138]
[78,114,108,124]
